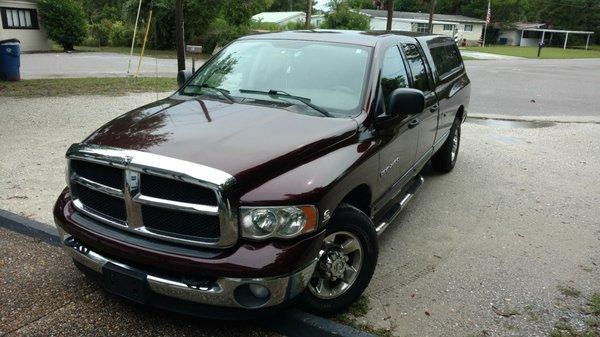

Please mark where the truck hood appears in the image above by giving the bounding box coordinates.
[84,97,357,186]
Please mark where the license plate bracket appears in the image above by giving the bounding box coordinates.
[102,262,149,304]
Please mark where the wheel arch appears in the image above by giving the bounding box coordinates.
[337,184,372,217]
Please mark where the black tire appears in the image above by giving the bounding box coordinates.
[431,118,461,173]
[298,203,378,316]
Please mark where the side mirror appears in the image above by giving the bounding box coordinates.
[177,69,193,87]
[387,88,425,118]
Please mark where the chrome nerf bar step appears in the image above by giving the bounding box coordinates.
[375,175,424,235]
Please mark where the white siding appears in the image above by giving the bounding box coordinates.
[0,0,52,51]
[369,18,411,31]
[456,23,483,42]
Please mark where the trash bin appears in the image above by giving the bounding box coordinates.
[0,39,21,81]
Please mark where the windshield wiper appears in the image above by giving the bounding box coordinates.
[183,83,235,103]
[239,89,332,117]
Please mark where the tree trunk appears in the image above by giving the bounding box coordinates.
[305,0,312,29]
[386,0,393,31]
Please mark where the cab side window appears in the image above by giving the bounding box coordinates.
[380,46,409,111]
[429,43,463,78]
[402,44,431,92]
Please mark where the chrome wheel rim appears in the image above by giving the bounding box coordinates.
[450,129,459,162]
[308,231,363,300]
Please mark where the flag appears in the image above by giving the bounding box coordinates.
[485,0,491,25]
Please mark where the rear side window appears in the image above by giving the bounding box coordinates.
[380,46,409,108]
[429,44,463,78]
[401,44,431,92]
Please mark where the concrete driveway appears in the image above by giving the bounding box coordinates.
[1,58,600,336]
[20,52,197,79]
[460,50,524,60]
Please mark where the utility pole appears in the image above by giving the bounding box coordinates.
[386,0,393,32]
[305,0,312,29]
[175,0,185,72]
[428,0,436,34]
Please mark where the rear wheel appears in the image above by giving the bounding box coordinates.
[431,118,461,173]
[299,203,378,316]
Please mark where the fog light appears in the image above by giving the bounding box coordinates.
[248,284,270,299]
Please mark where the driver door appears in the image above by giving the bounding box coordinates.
[376,45,419,203]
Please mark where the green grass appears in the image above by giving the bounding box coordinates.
[0,77,177,97]
[558,285,582,298]
[463,45,600,59]
[57,44,212,60]
[334,296,393,337]
[590,293,600,315]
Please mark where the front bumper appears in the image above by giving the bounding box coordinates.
[58,227,317,310]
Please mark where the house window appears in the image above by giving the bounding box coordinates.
[463,24,473,32]
[1,7,39,29]
[443,24,454,31]
[415,23,429,33]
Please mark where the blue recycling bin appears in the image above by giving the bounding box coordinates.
[0,39,21,81]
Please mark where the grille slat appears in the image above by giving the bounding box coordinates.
[140,174,218,206]
[75,183,127,222]
[141,205,220,240]
[70,160,223,245]
[71,160,124,189]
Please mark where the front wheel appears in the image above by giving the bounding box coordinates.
[299,204,378,316]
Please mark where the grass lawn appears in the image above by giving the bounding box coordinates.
[0,77,177,98]
[464,45,600,59]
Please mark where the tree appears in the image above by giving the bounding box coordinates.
[269,0,317,11]
[323,1,370,30]
[122,0,223,49]
[39,0,87,51]
[221,0,272,26]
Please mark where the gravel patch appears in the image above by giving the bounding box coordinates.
[0,93,170,224]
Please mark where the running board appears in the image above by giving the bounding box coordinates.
[375,175,424,235]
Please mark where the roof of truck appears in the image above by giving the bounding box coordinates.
[240,29,443,47]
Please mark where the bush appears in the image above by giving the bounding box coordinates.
[323,2,370,30]
[109,21,134,47]
[88,19,113,47]
[39,0,87,51]
[202,18,252,53]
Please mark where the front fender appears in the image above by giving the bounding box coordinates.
[239,140,379,227]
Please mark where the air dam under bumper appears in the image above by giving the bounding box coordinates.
[58,228,317,310]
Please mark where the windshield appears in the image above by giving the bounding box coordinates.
[180,39,372,117]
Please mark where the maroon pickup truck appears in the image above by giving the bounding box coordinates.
[54,30,470,317]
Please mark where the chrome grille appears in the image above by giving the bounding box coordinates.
[66,144,237,248]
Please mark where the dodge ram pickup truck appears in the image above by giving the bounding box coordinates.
[54,30,470,317]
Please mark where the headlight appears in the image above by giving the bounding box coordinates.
[240,205,318,239]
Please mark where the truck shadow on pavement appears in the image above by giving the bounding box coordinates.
[0,227,277,337]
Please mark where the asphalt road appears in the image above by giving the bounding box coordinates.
[20,52,196,79]
[465,58,600,120]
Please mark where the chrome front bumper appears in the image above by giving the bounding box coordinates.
[58,228,317,309]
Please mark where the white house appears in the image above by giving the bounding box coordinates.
[251,11,306,26]
[0,0,51,51]
[311,14,325,28]
[497,22,594,49]
[497,22,546,46]
[360,9,485,45]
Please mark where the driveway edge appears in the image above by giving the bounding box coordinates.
[0,209,60,246]
[0,208,375,337]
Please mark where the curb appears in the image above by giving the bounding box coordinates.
[263,309,376,337]
[0,209,60,246]
[0,208,376,337]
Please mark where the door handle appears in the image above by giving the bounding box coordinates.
[408,118,420,129]
[430,105,439,113]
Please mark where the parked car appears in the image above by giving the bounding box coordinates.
[54,30,470,317]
